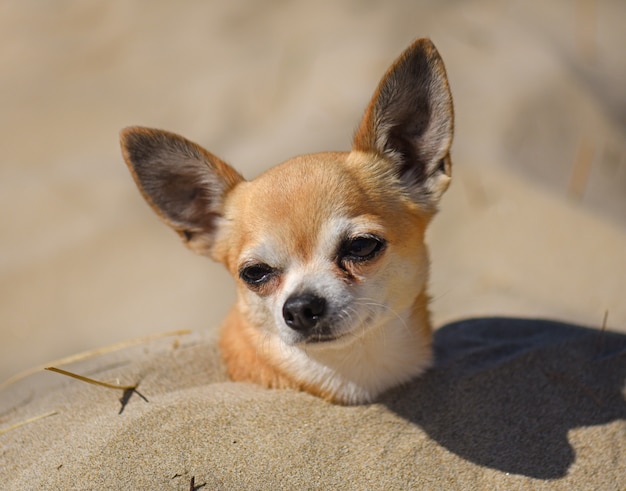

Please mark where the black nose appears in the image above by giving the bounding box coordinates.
[282,293,327,331]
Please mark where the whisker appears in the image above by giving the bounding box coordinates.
[355,297,410,334]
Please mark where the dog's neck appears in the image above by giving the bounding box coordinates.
[219,290,433,404]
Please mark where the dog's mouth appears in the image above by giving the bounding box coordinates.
[280,302,381,348]
[303,332,344,344]
[298,312,376,347]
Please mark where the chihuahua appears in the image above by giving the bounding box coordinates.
[120,38,453,404]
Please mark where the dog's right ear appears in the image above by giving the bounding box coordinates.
[120,127,244,255]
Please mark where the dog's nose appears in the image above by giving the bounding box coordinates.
[282,293,326,331]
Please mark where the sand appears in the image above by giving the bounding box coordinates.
[1,0,625,488]
[1,320,625,489]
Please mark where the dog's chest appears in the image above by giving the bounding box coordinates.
[277,316,432,404]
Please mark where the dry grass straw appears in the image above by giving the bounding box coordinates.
[0,329,191,392]
[44,366,137,391]
[0,410,58,436]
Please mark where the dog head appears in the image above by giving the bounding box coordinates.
[120,38,453,395]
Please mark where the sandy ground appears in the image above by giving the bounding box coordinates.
[1,319,624,489]
[1,0,625,382]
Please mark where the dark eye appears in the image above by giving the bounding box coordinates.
[341,235,386,263]
[239,263,275,285]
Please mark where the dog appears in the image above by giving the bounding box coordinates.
[120,38,454,404]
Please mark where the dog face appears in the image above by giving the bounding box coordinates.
[120,38,453,403]
[217,151,433,349]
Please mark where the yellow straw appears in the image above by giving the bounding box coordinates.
[0,329,191,391]
[44,366,136,391]
[0,411,58,436]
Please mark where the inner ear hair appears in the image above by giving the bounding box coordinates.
[353,38,454,207]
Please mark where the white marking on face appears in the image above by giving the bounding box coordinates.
[271,214,393,345]
[238,210,428,351]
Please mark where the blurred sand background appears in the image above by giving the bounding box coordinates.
[1,0,625,382]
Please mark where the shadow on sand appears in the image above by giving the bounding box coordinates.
[381,317,626,479]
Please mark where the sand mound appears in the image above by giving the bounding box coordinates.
[2,319,624,489]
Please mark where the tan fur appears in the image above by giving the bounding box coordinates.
[218,152,436,404]
[219,307,338,402]
[120,38,454,404]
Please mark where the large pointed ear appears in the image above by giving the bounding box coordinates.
[120,127,244,255]
[353,38,454,209]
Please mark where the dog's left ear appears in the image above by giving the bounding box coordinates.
[353,38,454,209]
